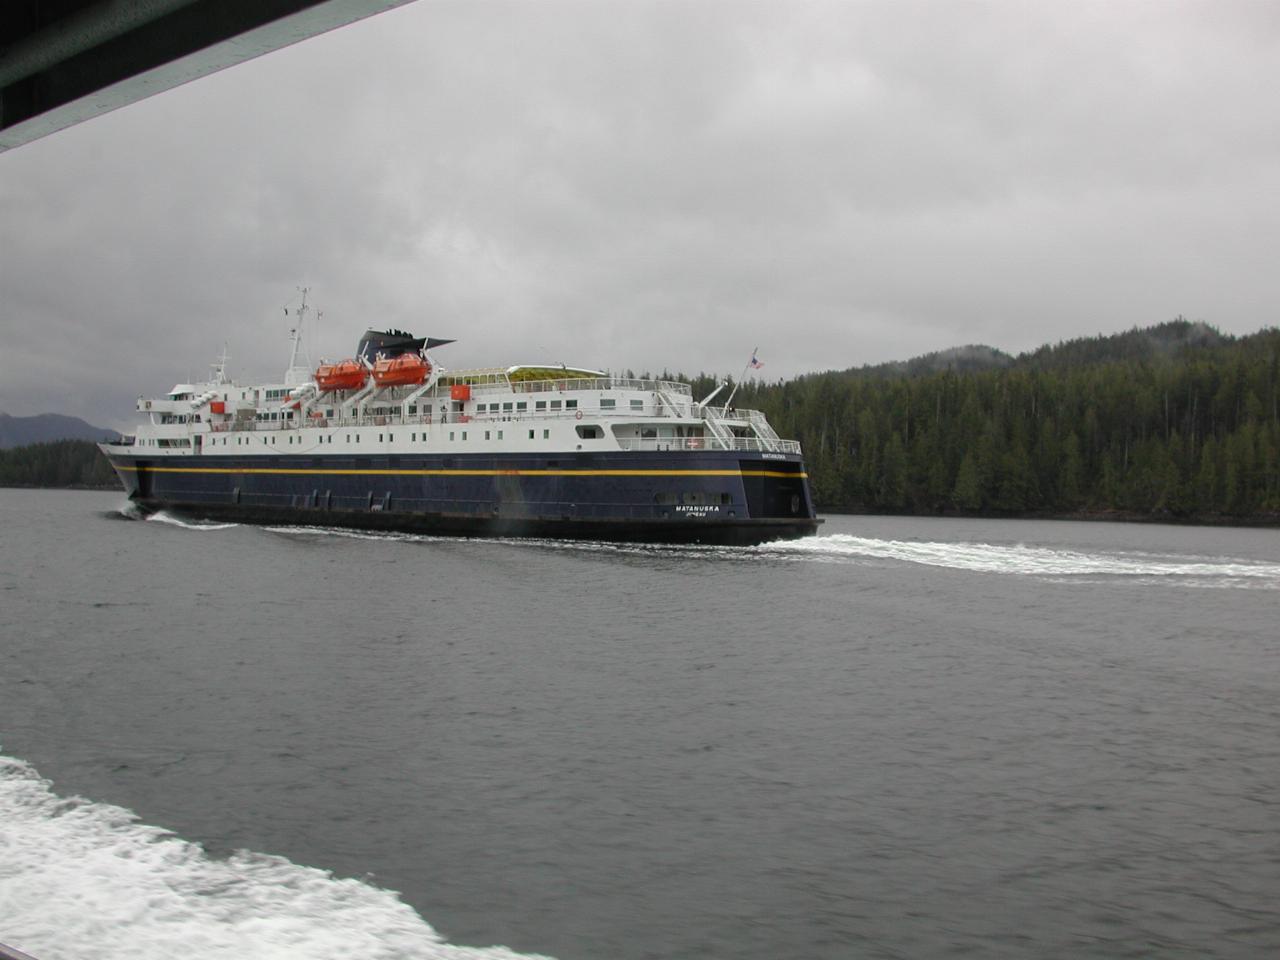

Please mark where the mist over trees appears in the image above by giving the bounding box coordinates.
[729,320,1280,521]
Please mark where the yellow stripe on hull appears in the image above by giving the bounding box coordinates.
[112,464,806,480]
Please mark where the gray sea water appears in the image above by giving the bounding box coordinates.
[2,488,1278,960]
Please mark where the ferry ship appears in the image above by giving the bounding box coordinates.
[100,300,820,545]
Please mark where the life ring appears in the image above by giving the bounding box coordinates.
[575,409,583,420]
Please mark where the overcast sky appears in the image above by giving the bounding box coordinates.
[2,0,1278,427]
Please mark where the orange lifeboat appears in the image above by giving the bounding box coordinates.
[371,353,430,387]
[315,359,368,392]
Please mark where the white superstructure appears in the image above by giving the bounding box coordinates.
[119,342,799,461]
[122,366,798,460]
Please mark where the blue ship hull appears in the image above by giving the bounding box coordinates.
[101,447,821,545]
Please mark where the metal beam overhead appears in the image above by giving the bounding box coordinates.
[0,0,416,152]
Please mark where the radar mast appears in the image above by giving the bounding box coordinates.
[284,288,314,386]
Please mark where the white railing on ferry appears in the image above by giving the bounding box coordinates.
[731,408,770,426]
[615,437,801,454]
[504,377,692,396]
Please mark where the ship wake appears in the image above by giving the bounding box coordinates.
[113,512,1278,590]
[761,533,1280,588]
[0,753,551,960]
[145,510,240,531]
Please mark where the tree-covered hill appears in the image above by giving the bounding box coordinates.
[825,344,1014,380]
[0,440,117,488]
[1013,317,1226,372]
[732,322,1279,521]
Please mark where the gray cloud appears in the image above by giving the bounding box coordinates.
[2,0,1278,428]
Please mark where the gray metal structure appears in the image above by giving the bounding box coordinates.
[0,0,416,152]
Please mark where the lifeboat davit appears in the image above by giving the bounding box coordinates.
[314,359,368,392]
[371,353,430,387]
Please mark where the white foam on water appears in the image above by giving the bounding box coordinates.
[127,512,1276,589]
[113,500,146,521]
[0,754,551,960]
[760,533,1280,587]
[143,511,240,532]
[264,524,445,544]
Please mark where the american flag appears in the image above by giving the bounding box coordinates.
[749,349,764,369]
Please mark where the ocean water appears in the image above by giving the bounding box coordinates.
[1,488,1278,960]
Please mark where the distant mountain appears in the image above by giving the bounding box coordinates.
[0,413,119,450]
[865,344,1015,379]
[1014,317,1228,370]
[824,318,1234,382]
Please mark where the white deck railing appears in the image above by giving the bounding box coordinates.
[503,377,692,396]
[615,437,801,455]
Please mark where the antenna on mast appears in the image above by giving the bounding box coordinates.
[284,287,313,386]
[211,342,231,384]
[313,309,323,369]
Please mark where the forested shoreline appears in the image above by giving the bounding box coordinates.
[5,321,1279,525]
[720,320,1280,524]
[0,440,117,489]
